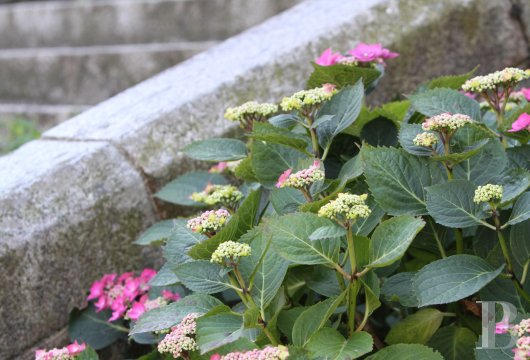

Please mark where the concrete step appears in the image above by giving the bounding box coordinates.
[0,0,302,48]
[0,41,217,105]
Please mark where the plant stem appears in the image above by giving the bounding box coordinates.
[355,290,370,332]
[346,225,358,335]
[346,225,356,274]
[455,228,464,254]
[429,219,447,258]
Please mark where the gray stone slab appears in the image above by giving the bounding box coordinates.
[0,140,157,358]
[45,0,529,186]
[0,0,302,48]
[0,42,216,105]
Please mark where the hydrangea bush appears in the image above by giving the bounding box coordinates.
[60,44,530,360]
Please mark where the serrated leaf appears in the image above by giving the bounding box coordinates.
[250,122,310,153]
[303,265,344,297]
[409,88,481,121]
[351,197,385,237]
[174,260,235,294]
[155,171,227,206]
[337,154,363,187]
[69,304,124,350]
[149,262,179,286]
[267,213,341,265]
[270,187,305,215]
[508,192,530,225]
[413,255,504,306]
[268,113,303,128]
[368,216,425,268]
[399,123,442,157]
[385,308,443,345]
[360,117,399,147]
[495,168,530,204]
[366,344,444,360]
[309,225,347,241]
[77,347,99,360]
[307,63,381,89]
[292,292,347,346]
[362,146,443,216]
[135,220,175,245]
[509,219,530,274]
[164,220,207,265]
[426,66,479,90]
[428,326,478,360]
[381,272,419,307]
[426,180,489,228]
[182,138,247,161]
[307,328,373,360]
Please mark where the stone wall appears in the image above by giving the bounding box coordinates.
[1,0,529,358]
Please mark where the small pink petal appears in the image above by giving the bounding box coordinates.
[162,290,181,302]
[210,355,222,360]
[315,48,342,66]
[66,341,86,355]
[508,113,530,132]
[276,169,292,188]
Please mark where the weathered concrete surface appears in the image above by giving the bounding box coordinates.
[0,42,216,105]
[514,0,530,51]
[0,140,157,358]
[45,0,529,187]
[0,0,302,48]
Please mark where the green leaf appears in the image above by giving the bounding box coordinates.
[351,197,385,237]
[155,171,227,206]
[69,304,124,350]
[77,347,99,360]
[425,180,489,228]
[317,81,364,148]
[149,262,179,286]
[189,189,262,259]
[368,216,425,268]
[413,255,504,306]
[277,307,307,342]
[509,219,530,274]
[385,308,444,345]
[164,220,207,265]
[250,122,310,152]
[428,326,478,360]
[508,192,530,225]
[292,292,347,346]
[307,328,373,360]
[135,220,175,245]
[399,124,441,157]
[270,187,305,215]
[268,113,303,128]
[303,266,344,297]
[361,117,399,147]
[381,272,419,307]
[307,63,381,89]
[234,157,259,183]
[251,141,307,188]
[409,88,481,120]
[426,66,479,90]
[174,260,234,294]
[361,276,382,318]
[366,344,444,360]
[182,138,247,161]
[496,168,530,203]
[267,212,341,265]
[196,311,259,353]
[362,146,443,216]
[130,294,222,334]
[309,225,347,241]
[337,154,363,187]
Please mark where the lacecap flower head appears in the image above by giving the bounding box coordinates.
[348,42,399,64]
[158,313,201,359]
[212,345,289,360]
[187,209,230,235]
[224,101,278,130]
[473,184,503,204]
[211,240,251,265]
[190,184,243,206]
[276,160,324,189]
[462,67,529,93]
[35,341,86,360]
[318,193,371,222]
[421,113,472,132]
[280,85,337,112]
[413,132,439,147]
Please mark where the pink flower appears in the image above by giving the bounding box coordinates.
[276,169,292,188]
[209,162,228,173]
[126,301,146,321]
[461,91,476,99]
[94,296,107,312]
[521,88,530,101]
[495,321,510,334]
[140,268,157,283]
[322,83,337,93]
[348,43,399,63]
[508,113,530,132]
[66,341,86,355]
[513,348,530,360]
[162,290,182,302]
[315,48,342,66]
[210,355,222,360]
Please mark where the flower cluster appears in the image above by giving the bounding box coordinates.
[224,101,278,130]
[509,113,530,133]
[421,113,472,132]
[318,193,371,222]
[35,341,86,360]
[473,184,503,204]
[209,160,241,174]
[190,184,243,207]
[158,313,201,359]
[210,345,289,360]
[125,290,181,321]
[315,43,398,66]
[211,241,251,265]
[187,209,230,235]
[462,68,529,93]
[87,269,159,321]
[510,319,530,360]
[280,85,337,112]
[413,132,439,147]
[276,160,324,189]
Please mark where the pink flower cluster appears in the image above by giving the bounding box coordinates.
[315,43,398,66]
[496,318,530,359]
[508,113,530,133]
[210,345,289,360]
[35,341,86,360]
[275,160,324,189]
[87,269,180,322]
[158,313,201,358]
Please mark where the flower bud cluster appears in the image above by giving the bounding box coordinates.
[211,345,289,360]
[224,101,278,123]
[158,313,201,359]
[209,160,241,174]
[462,68,529,93]
[510,319,530,360]
[421,113,472,132]
[413,132,439,147]
[211,241,251,265]
[280,85,337,111]
[191,184,243,206]
[35,341,86,360]
[318,193,371,222]
[275,160,324,189]
[187,209,231,235]
[473,184,503,204]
